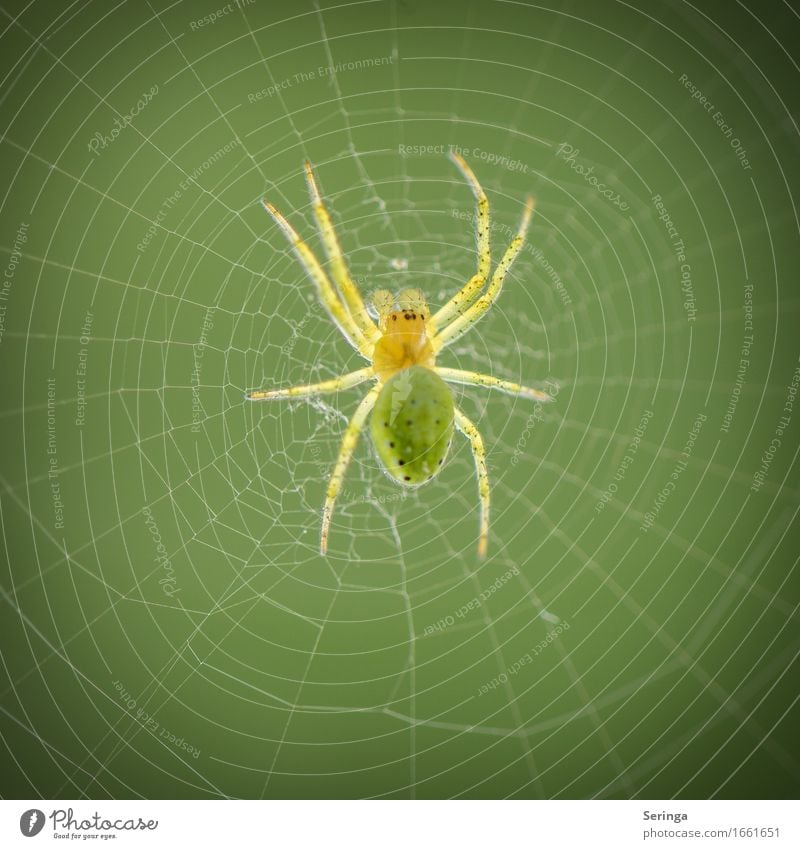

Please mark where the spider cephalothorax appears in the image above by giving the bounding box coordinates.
[371,289,435,381]
[247,155,553,556]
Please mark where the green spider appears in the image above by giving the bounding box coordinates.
[247,154,553,556]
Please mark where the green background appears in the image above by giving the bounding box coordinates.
[1,0,798,799]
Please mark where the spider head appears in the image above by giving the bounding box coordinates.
[371,289,435,381]
[370,288,430,328]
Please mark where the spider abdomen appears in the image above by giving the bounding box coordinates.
[370,365,454,487]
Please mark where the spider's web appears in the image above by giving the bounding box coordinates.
[0,0,798,802]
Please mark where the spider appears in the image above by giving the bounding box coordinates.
[247,153,553,557]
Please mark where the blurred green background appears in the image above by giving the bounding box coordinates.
[1,0,798,799]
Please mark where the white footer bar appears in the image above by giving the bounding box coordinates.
[2,799,797,848]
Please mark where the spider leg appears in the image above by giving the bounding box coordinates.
[436,367,553,403]
[304,162,380,344]
[432,195,535,353]
[262,200,371,358]
[320,383,382,554]
[454,406,490,558]
[431,153,492,330]
[246,367,374,401]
